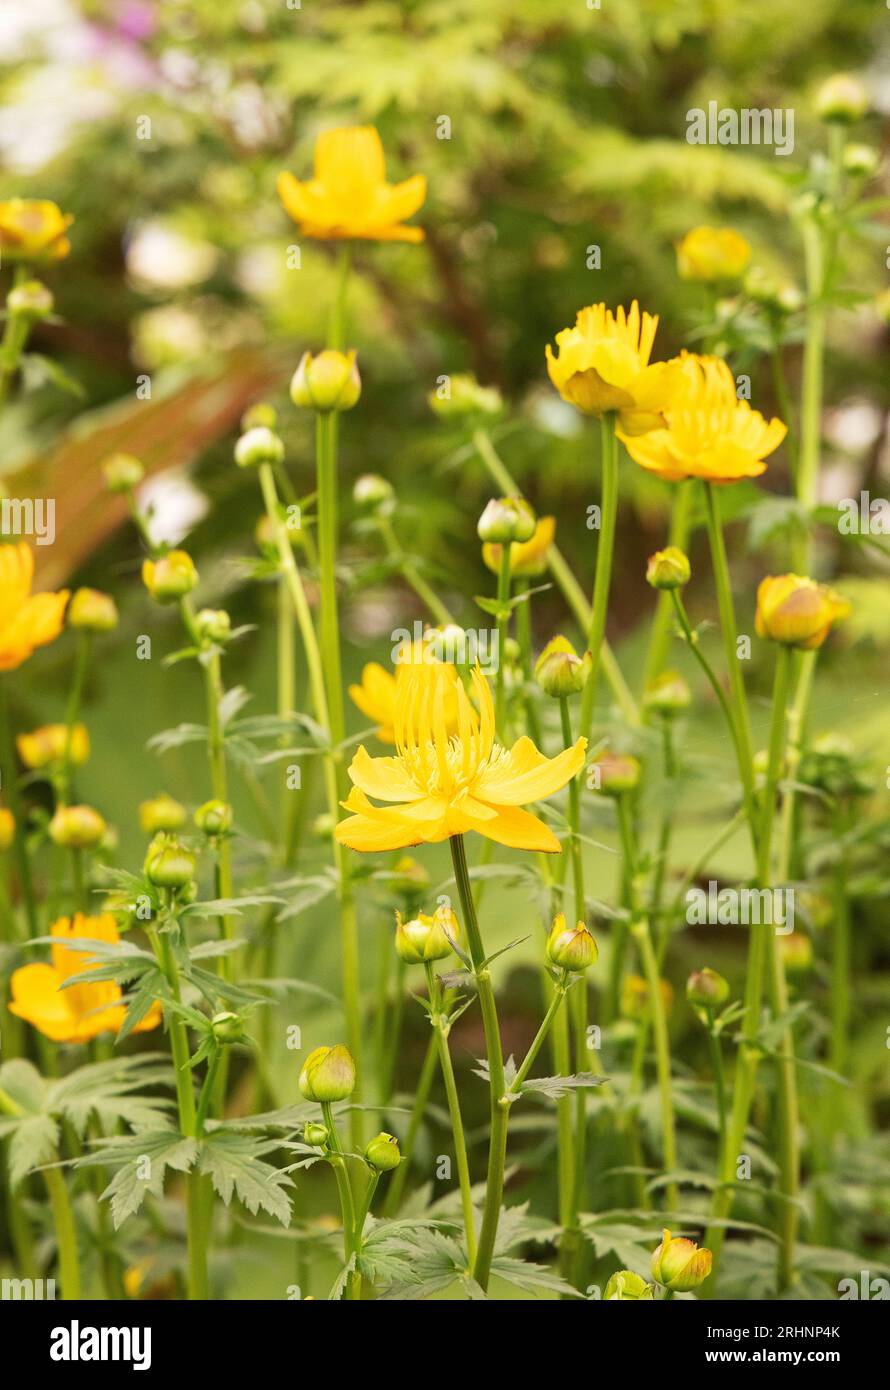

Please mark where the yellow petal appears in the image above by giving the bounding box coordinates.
[474,736,587,806]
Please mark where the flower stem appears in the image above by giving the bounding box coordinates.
[378,516,454,626]
[704,1007,727,1166]
[579,414,620,741]
[321,1101,360,1300]
[43,1166,82,1301]
[424,962,477,1266]
[642,480,692,687]
[494,546,512,736]
[382,1033,438,1215]
[509,978,568,1093]
[450,832,506,1292]
[558,697,589,1262]
[0,676,38,935]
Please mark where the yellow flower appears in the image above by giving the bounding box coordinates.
[336,662,586,853]
[619,353,786,483]
[278,126,426,243]
[482,516,556,578]
[0,806,14,851]
[0,543,69,671]
[755,574,850,650]
[17,723,90,770]
[545,301,678,433]
[676,226,751,282]
[9,914,162,1044]
[0,199,73,261]
[349,639,456,743]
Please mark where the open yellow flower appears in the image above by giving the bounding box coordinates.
[482,516,556,578]
[9,914,162,1044]
[336,662,586,853]
[349,638,457,743]
[545,301,678,433]
[676,226,751,282]
[278,126,426,243]
[0,199,73,261]
[0,543,69,671]
[619,353,786,483]
[755,574,850,650]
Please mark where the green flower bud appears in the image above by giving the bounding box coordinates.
[194,799,233,836]
[686,967,730,1009]
[365,1132,402,1172]
[241,402,278,432]
[143,833,197,889]
[49,804,107,850]
[643,669,692,716]
[589,751,641,796]
[546,913,598,972]
[842,143,880,178]
[142,551,198,603]
[604,1270,655,1300]
[389,855,430,898]
[428,373,502,419]
[68,587,119,633]
[646,546,690,590]
[234,425,285,470]
[651,1228,712,1292]
[139,793,187,835]
[7,279,53,321]
[195,608,231,645]
[621,972,673,1021]
[535,635,591,698]
[353,473,394,514]
[290,350,361,413]
[780,932,813,975]
[303,1122,329,1148]
[743,268,803,316]
[298,1044,356,1102]
[394,906,460,964]
[103,452,145,493]
[815,73,869,123]
[477,496,536,545]
[211,1011,245,1045]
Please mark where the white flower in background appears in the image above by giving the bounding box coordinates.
[132,304,208,369]
[235,245,287,301]
[824,398,884,454]
[137,471,208,547]
[126,222,219,292]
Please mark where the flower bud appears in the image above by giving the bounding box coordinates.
[843,143,879,178]
[643,669,691,717]
[0,807,15,852]
[621,972,673,1021]
[49,804,106,850]
[103,452,145,493]
[686,967,730,1009]
[211,1011,245,1045]
[241,402,278,432]
[646,546,690,590]
[353,473,394,514]
[389,855,430,898]
[234,425,285,470]
[816,73,869,123]
[604,1270,654,1300]
[17,723,89,770]
[142,550,198,604]
[69,587,119,633]
[303,1122,329,1148]
[482,515,556,580]
[365,1132,402,1172]
[535,635,591,698]
[298,1044,356,1102]
[139,793,187,835]
[290,350,361,413]
[546,913,598,972]
[195,608,231,645]
[7,279,54,321]
[800,733,870,799]
[428,373,502,419]
[194,799,233,836]
[477,496,536,545]
[744,268,804,316]
[143,833,197,889]
[651,1229,712,1291]
[755,574,850,651]
[394,906,460,964]
[589,751,641,796]
[676,226,751,283]
[780,932,813,975]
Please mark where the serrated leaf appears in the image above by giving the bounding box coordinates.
[7,1114,60,1187]
[198,1132,293,1225]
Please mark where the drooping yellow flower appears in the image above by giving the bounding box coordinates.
[545,301,679,433]
[9,914,162,1044]
[0,544,69,671]
[755,574,850,650]
[17,723,90,770]
[482,516,556,578]
[619,353,786,483]
[278,126,426,243]
[0,199,73,261]
[675,226,751,282]
[336,662,586,853]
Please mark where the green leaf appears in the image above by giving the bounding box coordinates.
[83,1130,199,1227]
[7,1114,60,1187]
[198,1131,293,1225]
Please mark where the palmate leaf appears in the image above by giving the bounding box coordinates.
[488,1255,580,1298]
[80,1130,199,1228]
[46,1055,174,1138]
[6,1114,60,1188]
[197,1131,293,1225]
[518,1072,607,1102]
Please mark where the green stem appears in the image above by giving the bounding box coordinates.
[514,579,542,745]
[378,517,454,626]
[382,1033,438,1215]
[643,481,692,687]
[424,962,477,1266]
[494,545,512,736]
[704,1008,727,1166]
[43,1166,82,1300]
[59,631,90,806]
[450,833,506,1292]
[558,697,589,1263]
[328,244,352,352]
[509,978,568,1092]
[0,677,37,935]
[321,1101,360,1300]
[579,415,620,741]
